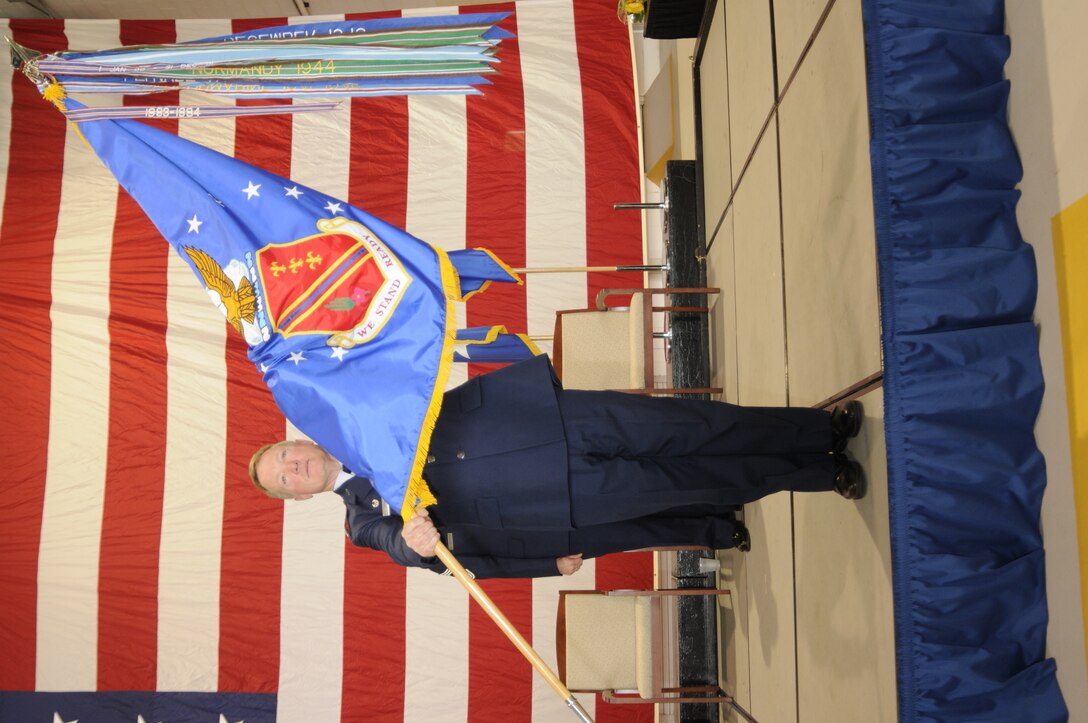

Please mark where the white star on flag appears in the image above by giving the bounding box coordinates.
[52,714,77,723]
[288,350,306,365]
[186,214,202,233]
[331,346,348,361]
[284,185,303,199]
[323,201,343,214]
[242,181,261,200]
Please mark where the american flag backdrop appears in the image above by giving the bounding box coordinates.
[0,2,653,722]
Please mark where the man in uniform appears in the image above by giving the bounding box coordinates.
[250,355,863,578]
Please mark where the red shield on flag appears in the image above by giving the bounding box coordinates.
[257,230,385,337]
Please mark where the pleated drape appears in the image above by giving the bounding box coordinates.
[863,0,1069,720]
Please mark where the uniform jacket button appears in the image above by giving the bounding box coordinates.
[455,450,466,460]
[370,499,380,508]
[426,455,435,464]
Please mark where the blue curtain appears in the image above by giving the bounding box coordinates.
[862,0,1068,720]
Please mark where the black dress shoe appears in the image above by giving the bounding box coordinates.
[832,454,866,500]
[732,524,751,552]
[831,400,863,452]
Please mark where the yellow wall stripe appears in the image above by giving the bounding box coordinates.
[1052,192,1088,675]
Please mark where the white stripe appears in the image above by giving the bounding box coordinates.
[520,0,588,338]
[273,17,349,721]
[404,93,468,251]
[533,559,598,722]
[277,490,346,723]
[519,4,600,719]
[157,246,229,691]
[277,421,346,723]
[283,94,352,195]
[405,90,469,392]
[400,10,470,720]
[404,568,471,722]
[36,18,122,693]
[171,18,242,161]
[403,5,469,394]
[155,18,234,693]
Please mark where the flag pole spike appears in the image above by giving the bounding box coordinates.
[431,539,594,722]
[6,36,42,79]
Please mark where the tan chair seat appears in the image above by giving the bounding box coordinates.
[552,286,722,396]
[563,594,637,690]
[555,307,642,391]
[556,588,744,709]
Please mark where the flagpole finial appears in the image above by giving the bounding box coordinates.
[7,36,41,76]
[6,37,61,107]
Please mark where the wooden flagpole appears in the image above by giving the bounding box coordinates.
[431,541,594,722]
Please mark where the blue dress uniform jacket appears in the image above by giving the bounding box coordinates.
[335,354,574,578]
[422,353,571,531]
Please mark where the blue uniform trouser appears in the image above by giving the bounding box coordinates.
[557,389,835,527]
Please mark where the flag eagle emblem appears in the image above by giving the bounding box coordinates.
[184,246,257,336]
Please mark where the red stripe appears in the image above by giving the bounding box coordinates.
[341,13,410,719]
[571,4,651,721]
[459,5,536,721]
[219,337,285,693]
[345,92,409,224]
[344,16,410,232]
[468,579,534,721]
[217,16,290,694]
[463,2,527,352]
[340,548,407,723]
[462,3,527,383]
[573,0,643,307]
[0,19,68,689]
[95,19,176,691]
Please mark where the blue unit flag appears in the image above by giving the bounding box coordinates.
[58,95,518,515]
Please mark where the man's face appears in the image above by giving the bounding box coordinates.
[256,440,339,500]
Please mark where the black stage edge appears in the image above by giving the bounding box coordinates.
[664,160,713,396]
[676,554,724,723]
[644,0,710,39]
[661,159,723,723]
